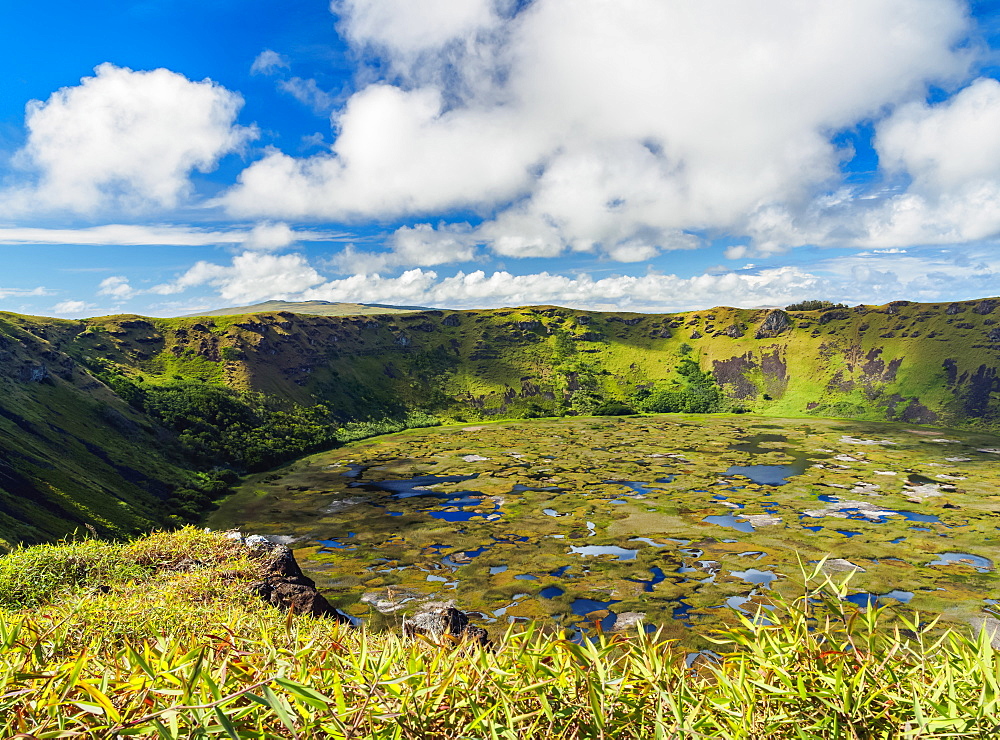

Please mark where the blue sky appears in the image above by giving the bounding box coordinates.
[3,0,1000,317]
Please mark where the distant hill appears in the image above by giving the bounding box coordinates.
[183,300,432,317]
[3,295,1000,544]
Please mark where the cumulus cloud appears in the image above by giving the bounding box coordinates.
[8,63,256,214]
[152,251,325,304]
[251,49,290,75]
[313,248,1000,309]
[297,265,821,312]
[332,222,478,273]
[141,242,1000,313]
[241,222,300,251]
[333,0,499,60]
[224,84,538,219]
[224,0,971,260]
[52,300,96,316]
[742,77,1000,253]
[332,216,700,270]
[878,78,1000,195]
[861,77,1000,244]
[812,245,1000,303]
[97,275,136,300]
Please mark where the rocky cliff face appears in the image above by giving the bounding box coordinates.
[1,297,999,545]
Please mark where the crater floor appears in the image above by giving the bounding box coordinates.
[208,414,1000,642]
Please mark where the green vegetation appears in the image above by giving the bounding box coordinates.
[80,370,341,522]
[91,368,336,472]
[333,410,442,443]
[137,381,335,472]
[1,529,997,737]
[785,300,847,311]
[634,357,725,413]
[3,296,1000,544]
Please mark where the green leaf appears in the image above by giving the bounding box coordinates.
[275,677,334,711]
[214,706,240,740]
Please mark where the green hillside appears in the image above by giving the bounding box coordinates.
[1,297,999,544]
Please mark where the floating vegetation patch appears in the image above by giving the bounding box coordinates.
[209,414,1000,639]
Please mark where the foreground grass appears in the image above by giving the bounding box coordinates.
[1,530,998,738]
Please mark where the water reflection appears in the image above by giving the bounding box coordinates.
[569,545,639,560]
[703,514,755,533]
[928,552,993,572]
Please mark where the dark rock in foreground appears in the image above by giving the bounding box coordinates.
[239,533,352,622]
[402,601,490,646]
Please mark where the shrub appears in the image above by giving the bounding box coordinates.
[0,538,144,608]
[639,357,724,413]
[593,401,636,416]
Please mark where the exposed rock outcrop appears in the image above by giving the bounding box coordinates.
[755,310,791,339]
[721,323,746,338]
[610,612,646,632]
[821,558,867,574]
[241,534,352,622]
[402,601,490,646]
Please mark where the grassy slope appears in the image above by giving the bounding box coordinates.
[0,313,192,547]
[0,298,998,544]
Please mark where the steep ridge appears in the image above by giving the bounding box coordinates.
[1,297,998,545]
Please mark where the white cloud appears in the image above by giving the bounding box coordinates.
[742,77,1000,253]
[307,247,1000,310]
[333,217,699,270]
[251,49,290,75]
[811,245,1000,303]
[332,0,498,59]
[604,242,660,263]
[300,264,821,312]
[854,77,1000,245]
[278,77,338,113]
[0,223,338,247]
[224,84,539,219]
[332,222,478,273]
[97,275,136,300]
[152,251,325,304]
[52,300,96,316]
[225,0,970,261]
[475,211,565,258]
[878,78,1000,195]
[0,286,50,299]
[141,241,1000,313]
[241,222,299,251]
[8,63,257,215]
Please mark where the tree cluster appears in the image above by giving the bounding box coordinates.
[633,358,725,414]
